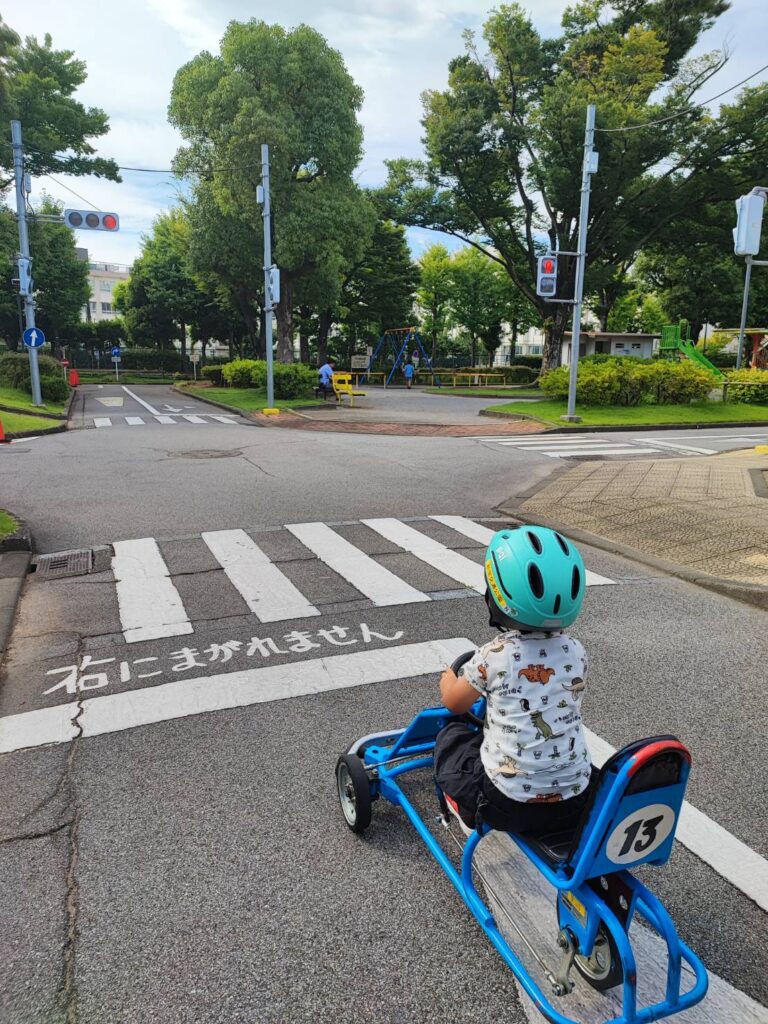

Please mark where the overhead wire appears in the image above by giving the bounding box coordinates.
[595,60,768,133]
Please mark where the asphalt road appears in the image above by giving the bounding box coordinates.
[1,386,767,1024]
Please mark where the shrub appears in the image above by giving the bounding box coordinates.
[726,369,768,404]
[222,359,262,388]
[201,365,224,385]
[0,352,62,392]
[539,358,715,406]
[509,354,543,369]
[40,374,70,403]
[272,363,315,399]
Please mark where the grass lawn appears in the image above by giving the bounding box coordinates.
[485,399,768,427]
[178,384,326,411]
[426,387,541,398]
[0,509,18,539]
[0,384,68,417]
[0,410,65,435]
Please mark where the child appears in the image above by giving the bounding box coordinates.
[403,362,415,389]
[435,525,593,836]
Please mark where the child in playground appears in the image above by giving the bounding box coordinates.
[403,361,415,389]
[435,525,593,836]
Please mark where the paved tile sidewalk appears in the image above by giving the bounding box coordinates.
[516,452,768,587]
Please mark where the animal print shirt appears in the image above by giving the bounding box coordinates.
[461,631,591,804]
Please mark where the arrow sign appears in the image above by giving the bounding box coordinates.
[23,327,45,348]
[163,405,183,413]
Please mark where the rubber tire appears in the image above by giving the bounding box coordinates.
[574,924,624,992]
[335,754,372,834]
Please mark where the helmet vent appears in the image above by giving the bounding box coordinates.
[553,594,561,615]
[571,565,582,600]
[555,532,570,556]
[528,564,545,599]
[526,531,543,555]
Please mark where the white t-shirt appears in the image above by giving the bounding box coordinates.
[461,630,591,804]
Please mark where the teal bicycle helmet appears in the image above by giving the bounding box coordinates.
[484,526,585,631]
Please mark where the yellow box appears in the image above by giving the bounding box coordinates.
[262,407,280,417]
[755,445,768,454]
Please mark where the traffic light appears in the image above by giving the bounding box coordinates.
[63,209,120,232]
[733,193,764,256]
[536,254,558,297]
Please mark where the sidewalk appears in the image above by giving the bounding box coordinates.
[502,450,768,608]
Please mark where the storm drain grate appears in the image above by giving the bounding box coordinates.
[34,548,93,579]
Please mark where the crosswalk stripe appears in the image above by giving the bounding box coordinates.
[210,415,237,424]
[93,417,112,428]
[543,446,660,457]
[112,538,193,643]
[286,521,430,606]
[362,518,485,592]
[638,438,717,455]
[202,529,320,622]
[125,416,145,426]
[154,415,176,425]
[430,516,615,587]
[182,414,206,424]
[495,436,610,446]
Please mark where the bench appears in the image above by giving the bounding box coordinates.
[332,372,366,408]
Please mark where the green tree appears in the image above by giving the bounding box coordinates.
[169,20,374,361]
[417,244,454,362]
[382,1,766,369]
[449,247,519,365]
[0,17,119,187]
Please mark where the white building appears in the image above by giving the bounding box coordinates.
[80,253,130,322]
[561,331,659,364]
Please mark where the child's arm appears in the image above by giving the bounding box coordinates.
[439,667,480,714]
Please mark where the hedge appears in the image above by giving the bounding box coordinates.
[540,359,716,406]
[726,369,768,404]
[428,365,537,384]
[219,359,316,399]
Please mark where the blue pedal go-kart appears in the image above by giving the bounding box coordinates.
[335,653,708,1024]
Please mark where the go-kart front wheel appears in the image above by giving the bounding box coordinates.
[336,754,372,834]
[574,924,623,991]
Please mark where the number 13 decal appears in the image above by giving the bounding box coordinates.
[606,804,676,865]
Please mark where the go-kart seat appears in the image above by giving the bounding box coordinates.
[521,735,684,869]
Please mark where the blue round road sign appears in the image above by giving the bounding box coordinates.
[23,326,45,348]
[111,346,121,357]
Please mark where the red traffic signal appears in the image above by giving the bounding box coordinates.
[64,209,120,232]
[542,258,555,275]
[536,253,558,297]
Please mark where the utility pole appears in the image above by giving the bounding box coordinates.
[562,103,598,423]
[260,144,275,409]
[11,120,43,406]
[733,187,768,369]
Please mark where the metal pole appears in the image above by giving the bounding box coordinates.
[261,144,275,409]
[11,120,42,406]
[563,103,597,423]
[735,255,753,370]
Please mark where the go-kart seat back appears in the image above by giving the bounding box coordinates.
[522,736,691,877]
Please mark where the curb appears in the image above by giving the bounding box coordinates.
[171,386,324,419]
[497,502,768,612]
[7,421,69,441]
[479,408,768,433]
[0,514,32,661]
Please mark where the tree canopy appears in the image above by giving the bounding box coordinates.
[380,0,768,368]
[168,20,375,361]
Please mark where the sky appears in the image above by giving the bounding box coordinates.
[4,0,767,267]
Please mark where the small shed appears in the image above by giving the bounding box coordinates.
[562,331,659,365]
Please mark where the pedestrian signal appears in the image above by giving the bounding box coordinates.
[536,254,558,297]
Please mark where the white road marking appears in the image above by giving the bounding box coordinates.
[640,438,718,455]
[96,397,124,407]
[111,538,193,644]
[121,386,161,415]
[182,415,206,424]
[430,516,616,587]
[495,436,617,445]
[202,529,320,622]
[528,446,660,458]
[153,415,176,424]
[210,415,237,424]
[125,416,145,426]
[585,728,768,914]
[363,518,485,591]
[93,417,112,428]
[286,521,430,606]
[0,638,473,753]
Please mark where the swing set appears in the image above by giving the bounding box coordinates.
[360,327,440,387]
